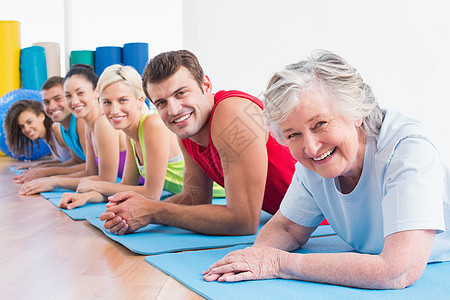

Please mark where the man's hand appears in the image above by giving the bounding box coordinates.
[99,191,155,235]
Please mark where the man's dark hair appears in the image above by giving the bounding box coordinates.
[142,50,204,100]
[41,76,64,91]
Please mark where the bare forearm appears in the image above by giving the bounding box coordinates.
[52,177,82,190]
[96,182,155,199]
[48,173,106,190]
[50,159,84,168]
[162,192,210,205]
[85,191,107,203]
[32,164,84,177]
[280,252,408,289]
[152,201,258,235]
[31,159,60,168]
[254,223,303,251]
[58,169,93,178]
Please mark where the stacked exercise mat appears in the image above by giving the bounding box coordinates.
[0,20,149,160]
[70,42,149,76]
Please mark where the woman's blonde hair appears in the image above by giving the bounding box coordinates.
[97,64,145,100]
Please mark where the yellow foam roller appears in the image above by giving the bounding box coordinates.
[0,21,21,98]
[0,21,20,156]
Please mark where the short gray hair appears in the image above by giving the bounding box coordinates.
[263,50,383,144]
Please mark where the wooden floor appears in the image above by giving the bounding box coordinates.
[0,156,204,299]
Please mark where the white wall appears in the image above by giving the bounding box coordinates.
[3,0,450,137]
[1,0,183,74]
[70,0,183,57]
[183,0,450,138]
[0,0,65,49]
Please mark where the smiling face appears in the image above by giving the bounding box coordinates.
[17,110,46,141]
[100,81,143,131]
[42,85,71,123]
[63,75,99,119]
[280,90,366,182]
[146,67,213,144]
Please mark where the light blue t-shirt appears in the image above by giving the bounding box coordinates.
[280,110,450,262]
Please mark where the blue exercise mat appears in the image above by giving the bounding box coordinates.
[48,195,107,220]
[40,188,74,199]
[87,201,335,255]
[145,235,450,300]
[40,188,173,221]
[41,189,105,220]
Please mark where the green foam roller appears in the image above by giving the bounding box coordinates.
[70,50,95,68]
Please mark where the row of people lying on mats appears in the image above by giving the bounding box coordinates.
[5,49,450,290]
[9,64,224,204]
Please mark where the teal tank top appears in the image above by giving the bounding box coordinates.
[60,114,86,161]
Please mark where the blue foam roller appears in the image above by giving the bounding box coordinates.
[20,46,47,91]
[0,89,51,160]
[95,46,122,76]
[123,43,148,75]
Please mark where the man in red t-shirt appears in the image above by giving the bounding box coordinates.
[100,50,298,235]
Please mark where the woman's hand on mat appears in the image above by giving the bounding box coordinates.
[19,178,56,195]
[13,173,27,183]
[203,246,287,282]
[59,192,89,209]
[77,178,100,193]
[100,191,153,235]
[14,168,49,183]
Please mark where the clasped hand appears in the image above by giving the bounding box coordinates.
[99,191,155,235]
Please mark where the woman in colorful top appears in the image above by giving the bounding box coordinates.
[19,64,127,195]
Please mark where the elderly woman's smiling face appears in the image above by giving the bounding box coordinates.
[280,90,366,185]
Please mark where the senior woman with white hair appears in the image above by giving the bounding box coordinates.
[203,50,450,289]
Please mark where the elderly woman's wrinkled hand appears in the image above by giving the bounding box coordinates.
[202,246,287,282]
